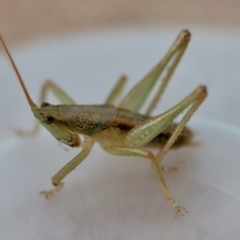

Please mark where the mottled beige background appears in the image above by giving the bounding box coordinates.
[0,0,240,44]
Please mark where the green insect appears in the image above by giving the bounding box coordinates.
[0,30,207,215]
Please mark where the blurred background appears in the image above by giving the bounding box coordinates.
[0,0,239,44]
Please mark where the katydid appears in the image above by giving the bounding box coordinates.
[0,30,207,214]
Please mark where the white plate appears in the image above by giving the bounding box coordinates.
[0,27,240,239]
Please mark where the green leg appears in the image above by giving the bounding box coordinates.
[124,86,207,147]
[51,137,94,186]
[110,86,207,213]
[145,31,189,115]
[102,145,187,214]
[119,30,191,113]
[39,80,76,105]
[105,75,127,105]
[40,138,94,198]
[156,87,207,163]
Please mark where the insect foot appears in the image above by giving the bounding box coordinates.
[162,161,185,174]
[39,182,64,199]
[174,204,188,215]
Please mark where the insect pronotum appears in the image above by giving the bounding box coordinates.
[0,30,207,214]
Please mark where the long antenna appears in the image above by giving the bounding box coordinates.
[0,35,35,108]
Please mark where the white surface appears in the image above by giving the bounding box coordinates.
[0,27,240,239]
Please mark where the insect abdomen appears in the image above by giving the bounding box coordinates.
[149,123,193,148]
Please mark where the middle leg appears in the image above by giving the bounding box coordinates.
[103,145,187,214]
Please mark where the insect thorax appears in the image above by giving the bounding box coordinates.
[57,105,117,136]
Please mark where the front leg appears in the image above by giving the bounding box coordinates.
[40,138,94,198]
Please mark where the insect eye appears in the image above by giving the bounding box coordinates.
[43,116,55,124]
[41,102,50,108]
